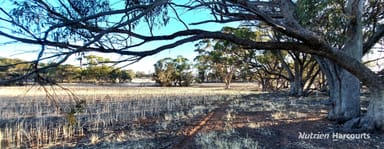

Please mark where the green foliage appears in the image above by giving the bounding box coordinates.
[194,39,212,83]
[295,0,349,46]
[194,27,255,85]
[45,64,82,83]
[10,0,110,43]
[0,55,135,85]
[108,69,136,83]
[79,55,136,84]
[153,56,193,87]
[81,55,113,83]
[0,57,31,85]
[120,69,136,82]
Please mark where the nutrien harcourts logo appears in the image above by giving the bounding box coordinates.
[298,132,371,141]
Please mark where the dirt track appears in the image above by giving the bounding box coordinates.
[172,99,231,149]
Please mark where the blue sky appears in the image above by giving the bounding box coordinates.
[0,0,238,73]
[117,11,238,73]
[1,1,383,74]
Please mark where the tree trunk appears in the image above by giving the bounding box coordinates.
[318,0,362,123]
[224,73,233,89]
[289,77,303,97]
[275,51,302,96]
[260,78,267,91]
[260,77,271,91]
[303,69,320,95]
[198,71,205,83]
[329,66,360,122]
[316,57,361,122]
[345,88,384,131]
[364,89,384,130]
[290,59,303,96]
[224,66,234,89]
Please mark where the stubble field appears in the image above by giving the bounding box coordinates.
[0,83,382,148]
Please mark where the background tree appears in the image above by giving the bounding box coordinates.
[153,56,193,87]
[251,50,288,91]
[194,39,212,83]
[194,24,321,94]
[263,50,320,97]
[108,69,122,83]
[122,69,136,83]
[194,27,255,89]
[46,64,82,83]
[173,55,193,86]
[153,57,175,87]
[0,57,31,85]
[81,55,114,83]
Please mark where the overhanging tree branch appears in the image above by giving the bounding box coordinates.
[364,24,384,54]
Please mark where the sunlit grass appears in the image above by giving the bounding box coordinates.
[0,84,256,97]
[0,84,256,148]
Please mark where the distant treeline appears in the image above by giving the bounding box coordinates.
[0,55,151,85]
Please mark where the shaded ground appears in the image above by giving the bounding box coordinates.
[170,92,383,149]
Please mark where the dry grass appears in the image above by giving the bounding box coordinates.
[0,84,256,148]
[0,84,255,97]
[1,84,381,148]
